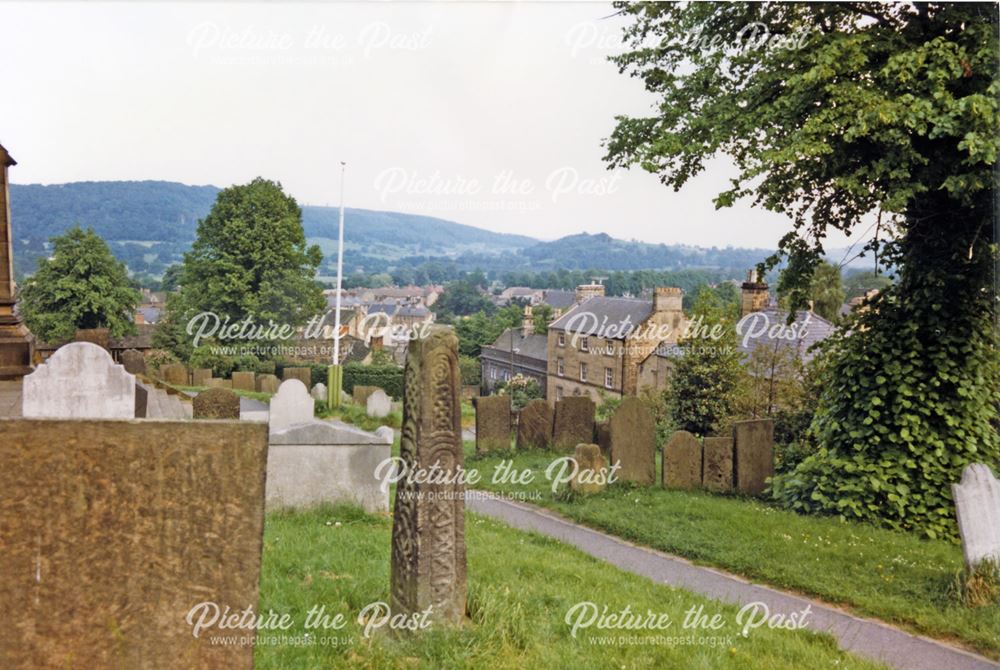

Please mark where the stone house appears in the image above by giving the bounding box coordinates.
[545,284,686,404]
[480,307,548,396]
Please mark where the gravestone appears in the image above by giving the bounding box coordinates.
[120,349,146,375]
[269,379,314,431]
[952,463,1000,569]
[282,366,311,387]
[367,388,392,419]
[311,382,327,401]
[594,420,611,459]
[516,398,552,450]
[733,419,775,495]
[391,326,466,626]
[256,373,279,394]
[570,443,608,495]
[552,396,594,452]
[23,342,135,419]
[133,383,147,418]
[353,385,379,407]
[160,363,188,386]
[663,430,701,490]
[609,397,656,486]
[702,436,733,492]
[474,395,511,453]
[191,368,212,387]
[0,418,268,668]
[193,387,241,419]
[206,378,232,390]
[232,371,255,392]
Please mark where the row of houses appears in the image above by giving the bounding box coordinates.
[480,274,838,404]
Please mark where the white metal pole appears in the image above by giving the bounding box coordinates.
[333,161,346,365]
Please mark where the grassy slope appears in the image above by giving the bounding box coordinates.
[256,505,883,670]
[467,446,1000,657]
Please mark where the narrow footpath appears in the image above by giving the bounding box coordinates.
[466,493,1000,670]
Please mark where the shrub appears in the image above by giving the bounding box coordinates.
[342,362,404,398]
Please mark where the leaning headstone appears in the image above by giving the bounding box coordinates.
[282,366,311,387]
[191,368,212,387]
[663,430,701,490]
[516,398,552,450]
[232,371,255,392]
[552,396,594,452]
[256,373,280,394]
[571,443,608,495]
[120,349,146,375]
[609,397,656,486]
[702,437,734,492]
[23,342,135,419]
[160,363,188,386]
[367,388,392,418]
[474,395,511,453]
[353,385,378,407]
[733,419,775,495]
[269,379,314,431]
[0,418,268,668]
[952,464,1000,569]
[193,387,241,419]
[391,326,466,626]
[133,383,148,418]
[311,382,328,401]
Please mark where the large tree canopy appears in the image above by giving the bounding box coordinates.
[20,226,140,342]
[607,2,999,537]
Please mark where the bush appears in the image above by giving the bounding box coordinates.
[459,355,481,386]
[145,349,179,372]
[342,362,404,398]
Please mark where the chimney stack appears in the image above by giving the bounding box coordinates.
[740,269,769,317]
[652,287,682,313]
[522,304,534,336]
[575,283,605,303]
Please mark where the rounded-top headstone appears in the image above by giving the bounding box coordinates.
[311,382,328,401]
[269,379,315,431]
[23,341,135,419]
[193,387,241,419]
[367,388,392,418]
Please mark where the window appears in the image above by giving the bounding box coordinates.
[579,362,588,382]
[557,332,566,347]
[605,367,614,389]
[490,366,497,380]
[557,358,565,377]
[555,386,563,401]
[580,336,589,352]
[604,340,615,357]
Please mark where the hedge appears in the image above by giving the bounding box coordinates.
[342,362,404,399]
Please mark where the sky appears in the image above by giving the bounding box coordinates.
[0,2,866,251]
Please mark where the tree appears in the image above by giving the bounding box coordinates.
[778,261,845,322]
[607,3,999,536]
[843,269,893,300]
[167,178,324,353]
[433,280,495,320]
[665,287,743,436]
[20,226,140,342]
[532,303,554,335]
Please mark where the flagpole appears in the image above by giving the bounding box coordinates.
[328,161,346,408]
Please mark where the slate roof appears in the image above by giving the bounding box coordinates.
[548,296,653,338]
[736,307,837,363]
[540,289,577,310]
[485,328,549,362]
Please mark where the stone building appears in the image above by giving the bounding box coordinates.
[545,284,686,404]
[480,306,548,395]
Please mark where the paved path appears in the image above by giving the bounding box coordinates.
[467,494,999,670]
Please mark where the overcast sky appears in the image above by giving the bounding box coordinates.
[1,2,864,250]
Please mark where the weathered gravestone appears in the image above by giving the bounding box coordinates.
[474,395,511,453]
[367,388,392,419]
[663,430,702,490]
[516,398,552,450]
[0,418,268,668]
[206,378,232,390]
[191,368,212,387]
[311,382,328,402]
[553,396,594,452]
[702,437,734,492]
[571,443,608,495]
[193,387,241,419]
[391,326,466,626]
[733,419,775,495]
[952,463,1000,569]
[609,397,656,486]
[594,420,611,459]
[120,349,146,375]
[231,371,255,392]
[256,373,279,394]
[134,383,147,418]
[160,363,188,386]
[282,366,311,388]
[353,385,379,407]
[269,379,314,431]
[23,342,135,419]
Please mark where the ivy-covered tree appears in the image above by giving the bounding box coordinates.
[20,226,140,342]
[607,2,999,536]
[163,178,324,355]
[778,261,846,322]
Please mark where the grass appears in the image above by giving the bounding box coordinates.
[466,445,1000,658]
[177,384,274,403]
[255,505,884,670]
[323,401,402,432]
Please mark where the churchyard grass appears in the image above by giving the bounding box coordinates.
[326,402,402,431]
[178,385,274,403]
[467,445,1000,657]
[256,505,883,670]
